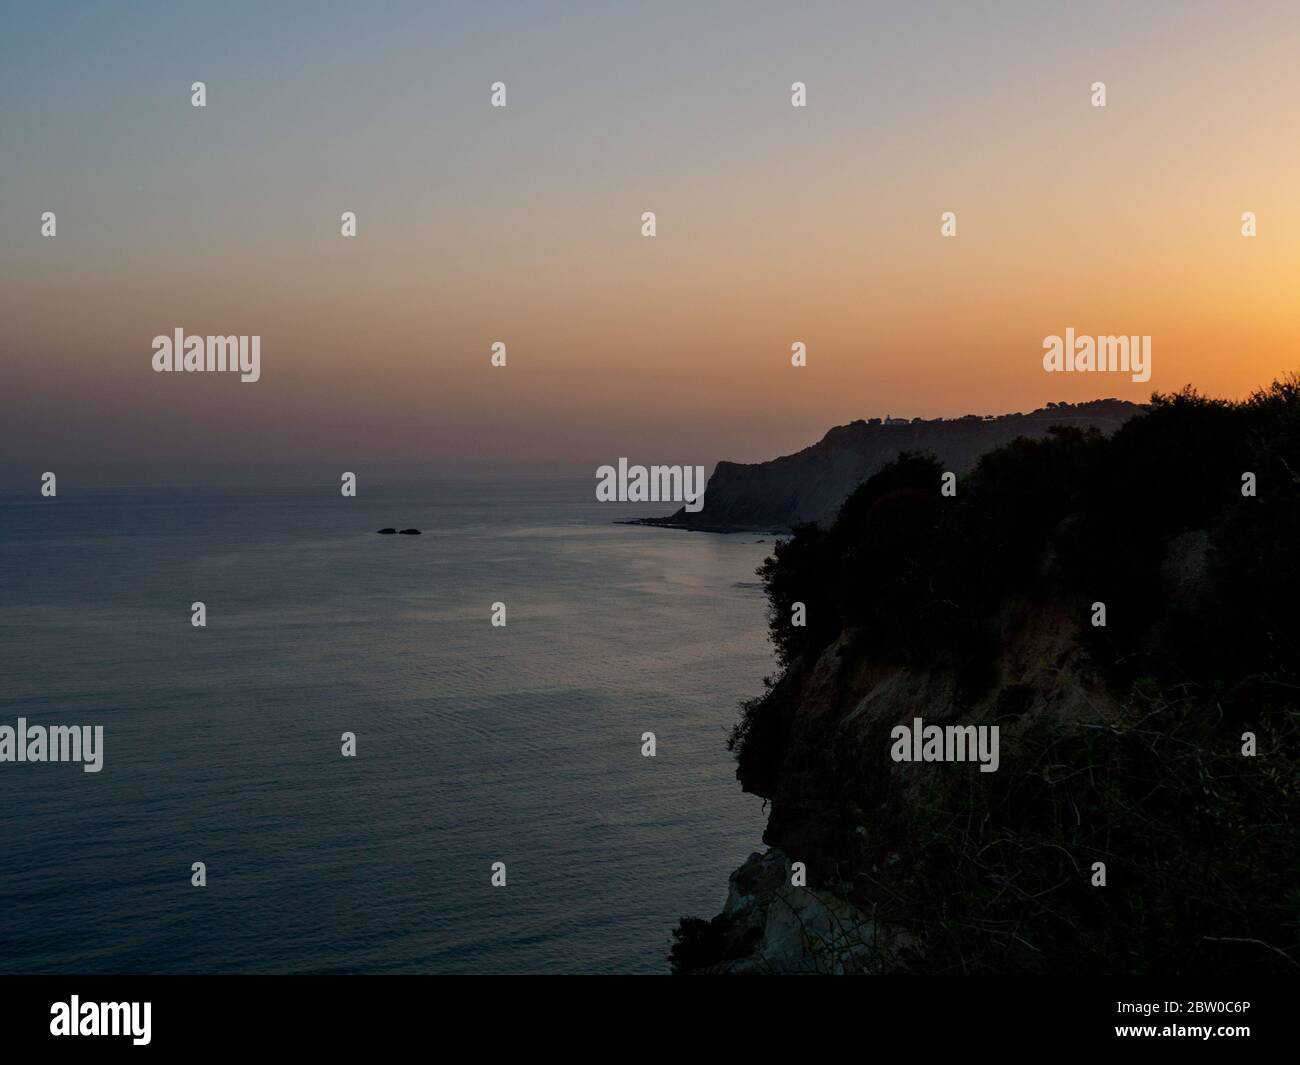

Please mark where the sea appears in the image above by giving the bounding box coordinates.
[0,474,774,973]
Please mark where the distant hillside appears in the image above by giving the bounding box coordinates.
[642,400,1144,531]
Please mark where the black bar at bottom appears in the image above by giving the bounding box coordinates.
[0,976,1292,1053]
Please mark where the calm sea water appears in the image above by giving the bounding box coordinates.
[0,477,773,973]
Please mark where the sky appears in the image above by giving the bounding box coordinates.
[3,0,1300,473]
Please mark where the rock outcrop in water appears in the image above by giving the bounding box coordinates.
[643,399,1143,532]
[673,382,1300,975]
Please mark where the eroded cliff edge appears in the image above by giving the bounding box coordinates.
[672,384,1300,975]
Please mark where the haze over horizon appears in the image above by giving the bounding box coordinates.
[5,0,1300,470]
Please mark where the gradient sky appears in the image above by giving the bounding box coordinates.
[4,1,1300,472]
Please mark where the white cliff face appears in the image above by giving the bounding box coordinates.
[702,849,895,974]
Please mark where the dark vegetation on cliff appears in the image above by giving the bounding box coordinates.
[675,380,1300,975]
